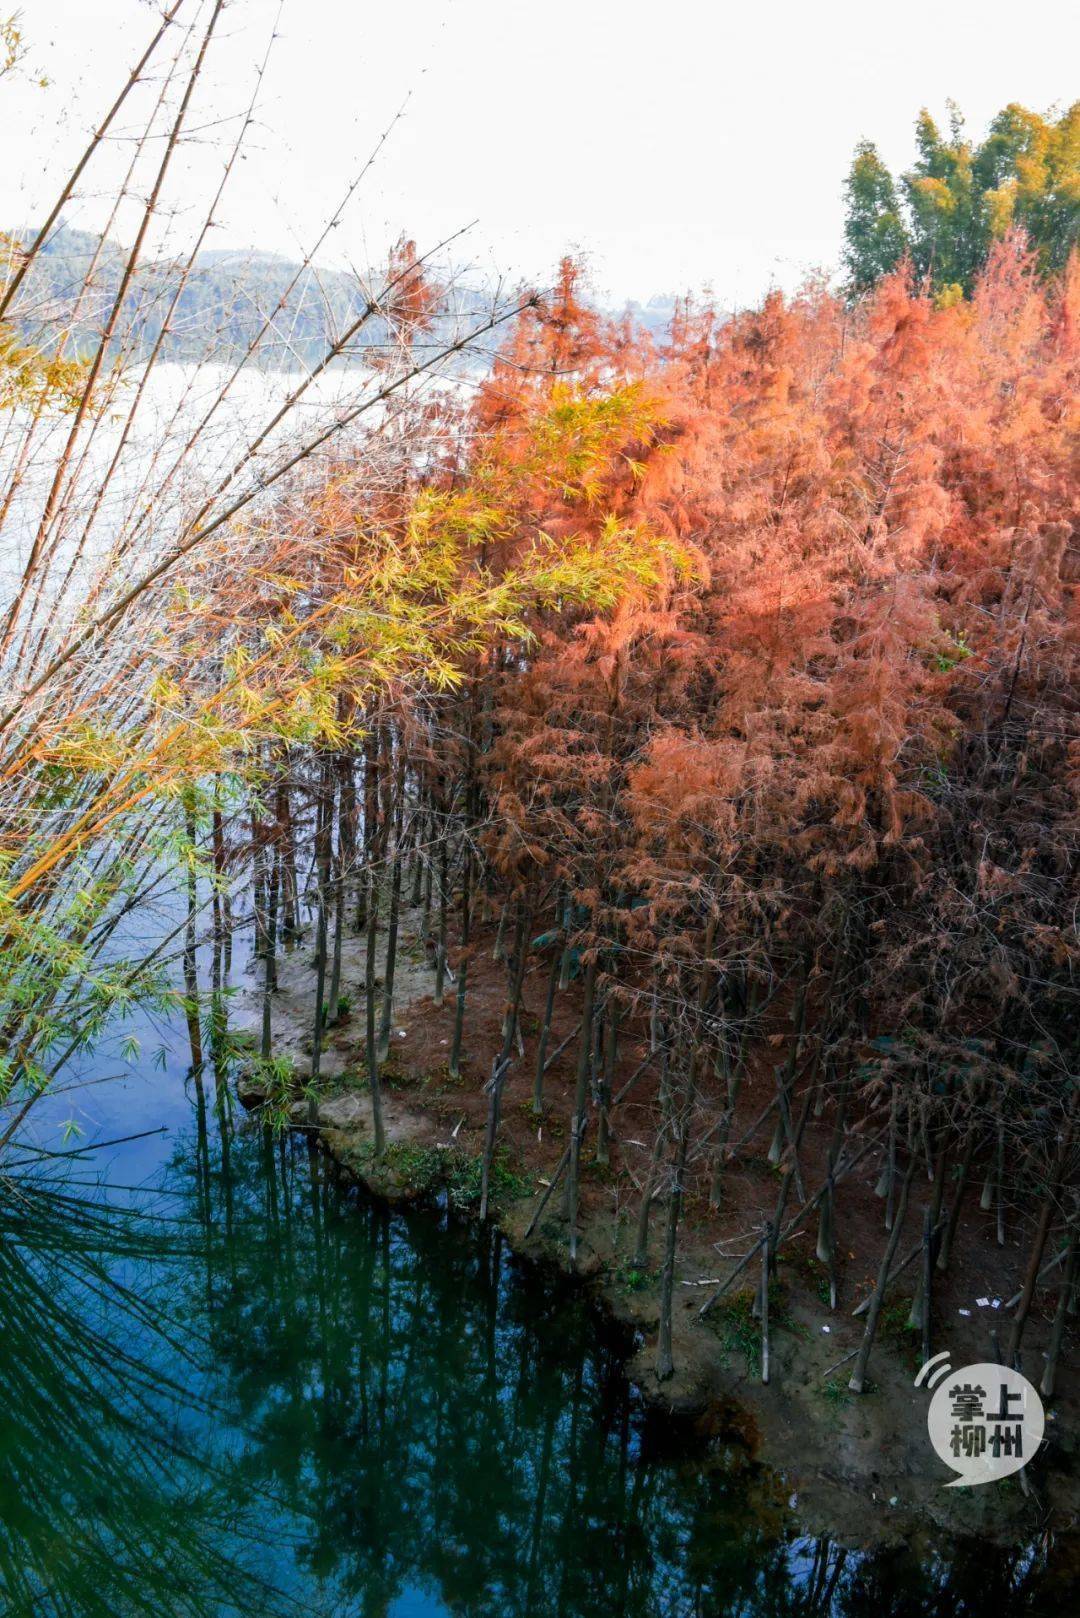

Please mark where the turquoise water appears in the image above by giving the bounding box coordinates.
[0,996,1069,1616]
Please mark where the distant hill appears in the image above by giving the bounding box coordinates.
[4,223,441,368]
[5,223,679,368]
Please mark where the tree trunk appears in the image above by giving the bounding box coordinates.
[937,1131,975,1274]
[479,900,531,1220]
[876,1093,897,1229]
[419,842,433,946]
[656,1090,690,1382]
[596,998,618,1167]
[1006,1117,1073,1366]
[1040,1223,1077,1399]
[276,771,299,940]
[908,1144,947,1332]
[709,984,745,1210]
[566,953,599,1267]
[261,834,279,1060]
[327,842,345,1025]
[449,848,472,1081]
[759,1220,772,1384]
[363,729,385,1155]
[491,900,509,963]
[849,1157,915,1394]
[558,893,574,991]
[377,749,407,1062]
[182,800,203,1074]
[634,1045,671,1270]
[409,806,425,908]
[769,1079,815,1261]
[309,756,333,1121]
[532,935,560,1114]
[434,831,449,1006]
[815,1076,849,1308]
[212,793,231,978]
[249,805,269,1057]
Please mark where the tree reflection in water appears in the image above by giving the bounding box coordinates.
[0,1081,1068,1617]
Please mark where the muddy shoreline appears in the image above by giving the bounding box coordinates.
[232,916,1079,1555]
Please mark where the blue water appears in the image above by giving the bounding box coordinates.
[0,985,1069,1615]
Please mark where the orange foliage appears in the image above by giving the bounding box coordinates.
[479,245,1077,1033]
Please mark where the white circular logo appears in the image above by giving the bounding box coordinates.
[923,1359,1044,1487]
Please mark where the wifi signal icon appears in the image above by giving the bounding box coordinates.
[914,1351,953,1391]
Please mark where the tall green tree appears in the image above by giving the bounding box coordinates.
[903,103,981,294]
[843,99,1080,297]
[842,140,909,293]
[977,100,1080,275]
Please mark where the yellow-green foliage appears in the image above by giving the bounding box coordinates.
[0,319,89,412]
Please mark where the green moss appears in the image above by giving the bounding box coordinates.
[351,1140,532,1211]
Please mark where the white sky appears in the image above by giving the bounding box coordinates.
[6,0,1079,307]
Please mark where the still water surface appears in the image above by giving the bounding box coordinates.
[0,997,1068,1617]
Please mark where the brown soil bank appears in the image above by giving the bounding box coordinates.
[233,910,1079,1552]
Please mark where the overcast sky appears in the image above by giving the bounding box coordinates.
[6,0,1078,307]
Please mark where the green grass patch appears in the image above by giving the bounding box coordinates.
[420,1061,467,1094]
[819,1378,854,1410]
[879,1296,922,1372]
[705,1288,762,1376]
[880,1298,918,1345]
[705,1277,806,1372]
[615,1262,652,1294]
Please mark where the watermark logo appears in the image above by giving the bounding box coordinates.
[915,1352,1044,1487]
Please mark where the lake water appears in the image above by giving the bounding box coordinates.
[0,990,1070,1617]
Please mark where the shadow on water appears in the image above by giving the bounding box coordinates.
[0,1063,1072,1617]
